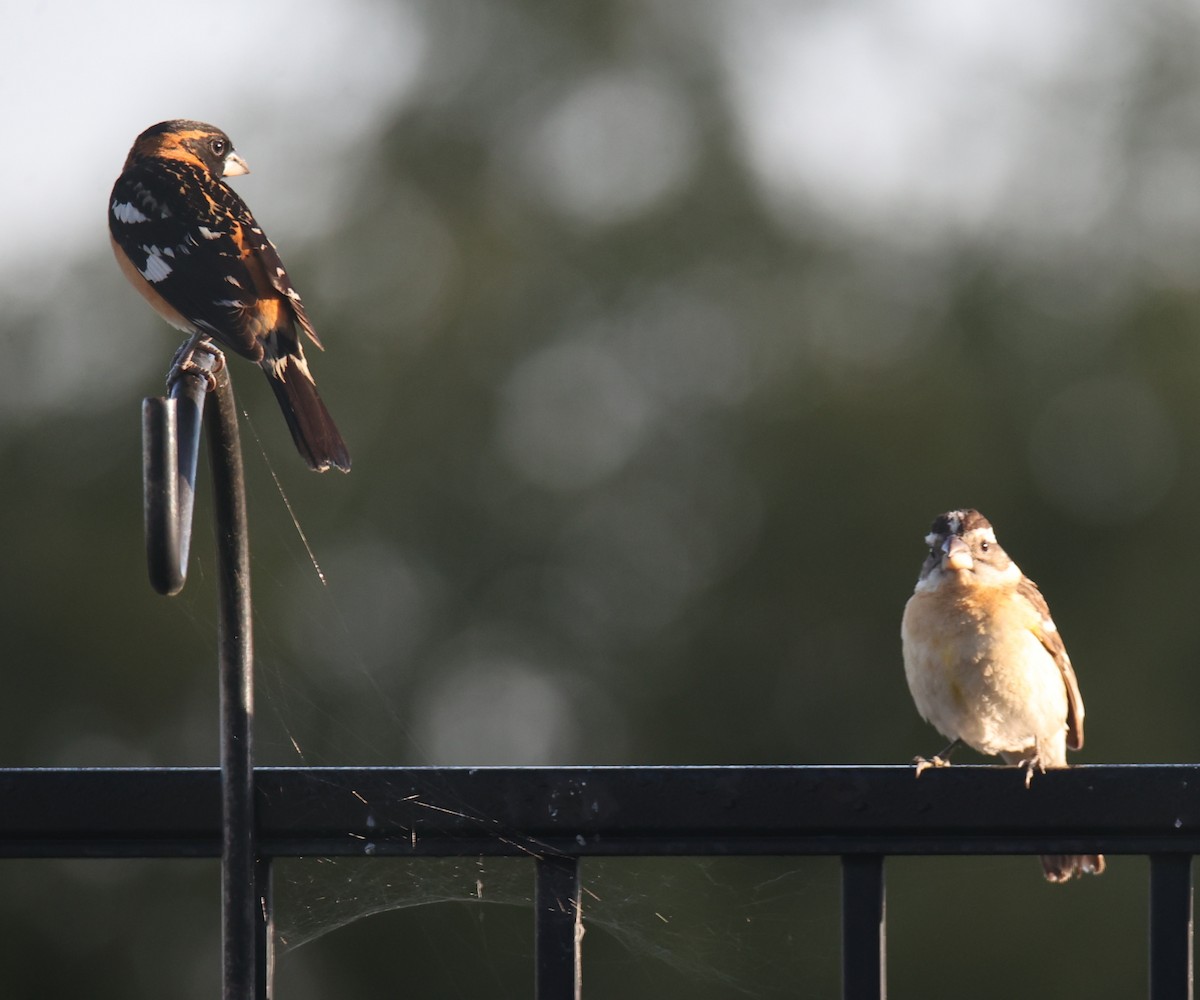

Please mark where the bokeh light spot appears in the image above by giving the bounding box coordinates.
[497,338,655,491]
[521,70,697,225]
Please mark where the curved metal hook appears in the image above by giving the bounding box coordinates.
[142,351,219,595]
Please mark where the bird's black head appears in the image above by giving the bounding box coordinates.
[125,120,248,178]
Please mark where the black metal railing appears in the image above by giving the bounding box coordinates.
[0,763,1194,999]
[118,356,1199,998]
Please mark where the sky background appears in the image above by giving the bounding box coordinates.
[3,0,1200,997]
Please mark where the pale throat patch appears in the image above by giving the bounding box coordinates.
[980,557,1022,585]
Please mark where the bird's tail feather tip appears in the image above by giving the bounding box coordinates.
[263,362,351,473]
[1041,854,1106,883]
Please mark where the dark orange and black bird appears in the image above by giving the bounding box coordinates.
[109,119,350,472]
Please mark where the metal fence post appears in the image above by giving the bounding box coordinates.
[1151,854,1193,1000]
[842,855,886,1000]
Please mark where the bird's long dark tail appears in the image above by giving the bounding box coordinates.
[260,357,351,473]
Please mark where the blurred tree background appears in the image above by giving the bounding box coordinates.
[2,0,1198,996]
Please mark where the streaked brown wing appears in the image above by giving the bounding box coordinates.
[1017,575,1084,750]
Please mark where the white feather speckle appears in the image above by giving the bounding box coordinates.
[112,201,149,224]
[197,226,223,240]
[139,250,172,283]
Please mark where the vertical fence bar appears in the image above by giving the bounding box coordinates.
[535,857,582,1000]
[1151,854,1194,1000]
[207,370,257,1000]
[842,855,886,1000]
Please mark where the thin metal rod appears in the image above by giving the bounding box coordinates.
[535,857,582,1000]
[1151,854,1193,1000]
[206,368,260,1000]
[256,858,274,1000]
[143,354,215,596]
[842,855,886,1000]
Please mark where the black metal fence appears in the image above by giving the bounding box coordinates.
[100,364,1197,998]
[0,762,1194,999]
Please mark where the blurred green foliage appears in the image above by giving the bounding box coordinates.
[2,0,1200,996]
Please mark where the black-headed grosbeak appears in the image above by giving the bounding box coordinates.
[901,509,1104,883]
[109,120,350,472]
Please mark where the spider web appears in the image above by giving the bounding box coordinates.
[271,852,839,998]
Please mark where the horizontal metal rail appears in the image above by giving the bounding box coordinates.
[0,763,1194,858]
[0,763,1193,1000]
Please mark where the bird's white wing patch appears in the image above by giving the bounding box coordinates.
[111,201,150,224]
[138,247,173,282]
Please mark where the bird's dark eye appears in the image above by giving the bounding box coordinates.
[210,138,227,157]
[980,541,990,552]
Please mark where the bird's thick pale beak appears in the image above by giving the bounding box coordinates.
[222,152,250,177]
[942,536,973,571]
